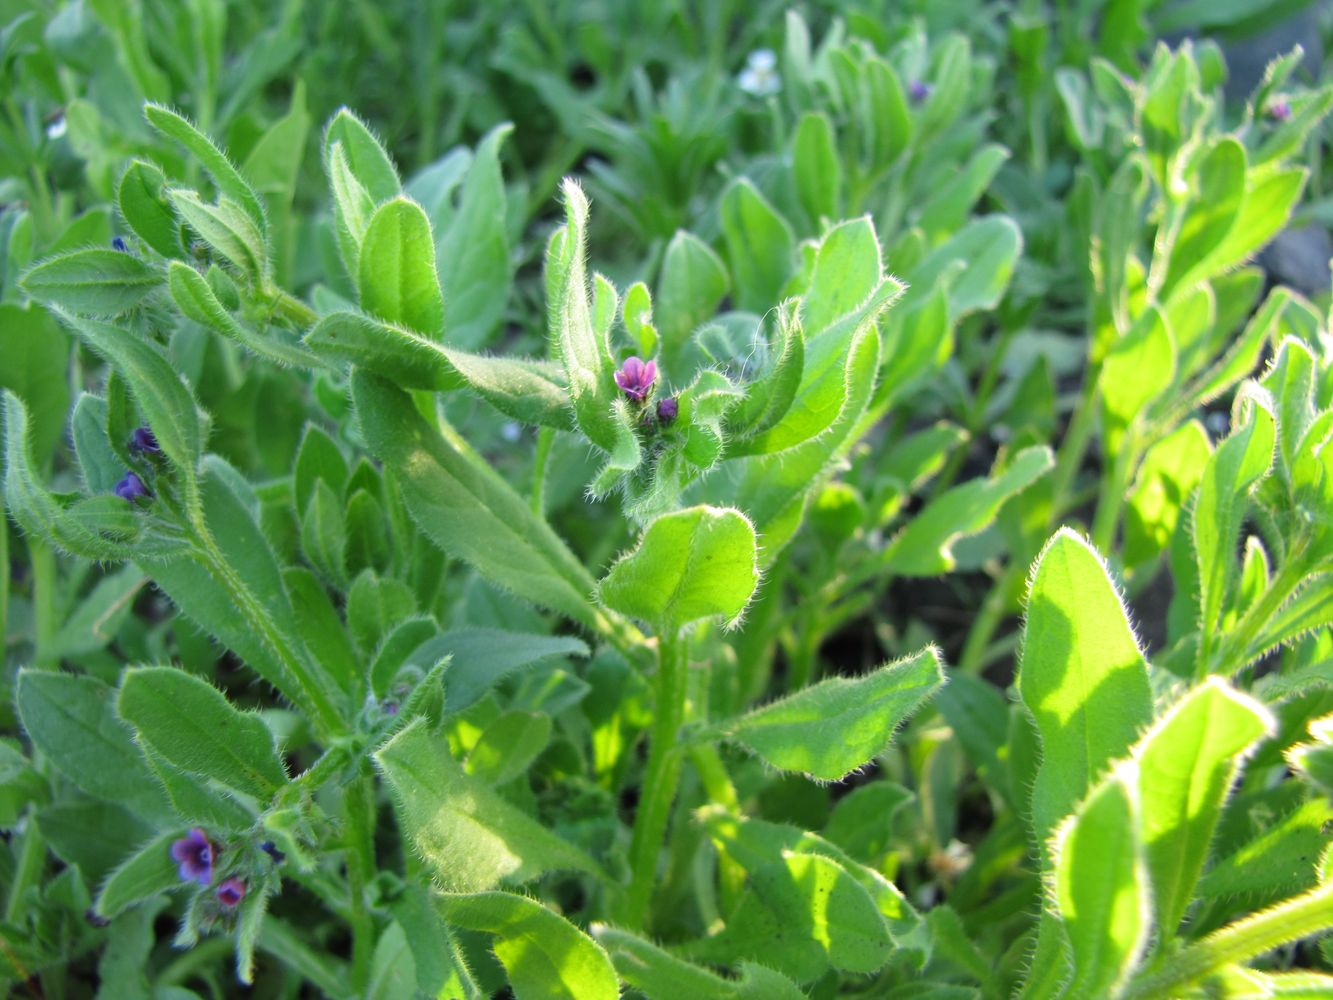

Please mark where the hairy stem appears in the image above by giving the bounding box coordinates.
[1124,880,1333,999]
[624,630,689,929]
[344,774,377,995]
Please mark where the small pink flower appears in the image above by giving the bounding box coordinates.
[614,357,657,402]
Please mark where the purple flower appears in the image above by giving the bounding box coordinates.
[614,357,657,402]
[260,840,285,865]
[216,877,246,908]
[1268,100,1292,122]
[111,237,129,253]
[656,397,679,424]
[909,80,932,104]
[114,471,151,502]
[170,829,214,885]
[129,426,160,454]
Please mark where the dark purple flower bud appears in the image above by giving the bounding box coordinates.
[129,426,160,454]
[170,829,214,885]
[382,700,400,716]
[111,237,129,253]
[216,877,246,908]
[260,840,285,864]
[909,80,932,103]
[614,356,657,403]
[1268,100,1292,122]
[85,907,111,928]
[114,471,151,502]
[656,397,679,424]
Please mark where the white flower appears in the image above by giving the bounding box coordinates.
[46,116,67,140]
[738,49,781,97]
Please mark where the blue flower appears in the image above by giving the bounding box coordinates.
[909,80,933,104]
[111,237,130,253]
[129,426,160,454]
[114,471,151,502]
[170,829,214,885]
[216,877,246,908]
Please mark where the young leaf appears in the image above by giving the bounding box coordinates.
[437,891,618,1000]
[169,190,268,285]
[900,216,1022,318]
[1195,388,1276,665]
[656,229,728,373]
[166,261,315,367]
[351,372,599,626]
[720,646,944,781]
[466,711,552,785]
[0,303,70,466]
[409,628,589,713]
[599,505,758,633]
[1051,766,1149,998]
[358,197,445,338]
[793,111,841,226]
[1159,137,1246,299]
[720,177,795,313]
[145,103,267,234]
[1019,529,1152,843]
[21,249,162,315]
[118,160,184,258]
[1136,678,1274,934]
[1099,306,1175,457]
[375,720,601,891]
[324,107,401,204]
[117,666,289,801]
[293,424,349,516]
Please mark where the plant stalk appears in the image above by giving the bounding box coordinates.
[624,629,689,929]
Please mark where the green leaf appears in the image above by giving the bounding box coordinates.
[1159,137,1247,299]
[720,178,795,313]
[58,312,203,474]
[166,261,315,367]
[593,926,806,1000]
[1137,678,1274,934]
[410,628,590,713]
[327,141,376,275]
[437,891,618,1000]
[1208,167,1307,278]
[118,160,184,258]
[16,669,167,819]
[1125,420,1213,573]
[882,446,1054,576]
[915,144,1010,241]
[0,303,70,466]
[306,310,573,430]
[358,197,445,338]
[94,830,183,918]
[793,111,841,226]
[117,666,289,800]
[1195,388,1276,659]
[599,505,758,633]
[1099,305,1175,456]
[388,886,482,1000]
[725,301,804,443]
[145,103,267,235]
[324,107,401,204]
[439,123,512,349]
[657,229,728,373]
[300,478,347,586]
[21,248,161,315]
[800,216,885,337]
[169,190,267,285]
[1019,529,1152,843]
[1051,766,1149,998]
[901,216,1022,318]
[1196,798,1332,904]
[466,711,552,785]
[293,424,349,516]
[375,720,601,891]
[547,180,636,469]
[352,372,598,626]
[721,647,944,781]
[49,564,146,658]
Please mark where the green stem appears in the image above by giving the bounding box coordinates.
[1124,881,1333,1000]
[270,288,318,329]
[1048,365,1101,528]
[1203,541,1312,679]
[4,818,46,925]
[344,774,377,995]
[1090,433,1136,554]
[192,523,346,739]
[959,562,1021,675]
[690,744,745,914]
[624,630,689,929]
[29,539,57,670]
